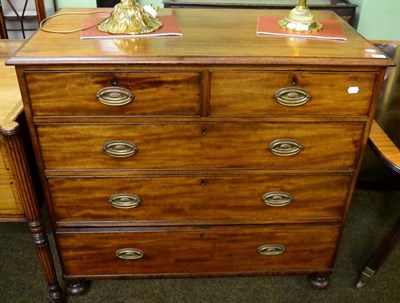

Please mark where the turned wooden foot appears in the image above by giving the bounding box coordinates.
[308,274,331,290]
[48,284,63,303]
[67,280,90,296]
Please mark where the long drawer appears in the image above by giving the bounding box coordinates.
[25,71,202,117]
[37,123,363,170]
[57,225,340,277]
[48,175,350,226]
[210,71,377,117]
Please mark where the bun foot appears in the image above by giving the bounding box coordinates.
[67,280,90,296]
[308,274,330,290]
[48,284,63,302]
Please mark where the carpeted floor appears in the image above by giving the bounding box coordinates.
[1,188,399,303]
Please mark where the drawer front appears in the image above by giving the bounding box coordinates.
[57,225,339,277]
[48,175,350,225]
[37,123,363,170]
[0,183,24,218]
[0,141,24,218]
[26,71,202,117]
[210,71,377,117]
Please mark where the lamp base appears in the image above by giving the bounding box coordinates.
[278,4,323,33]
[97,0,162,35]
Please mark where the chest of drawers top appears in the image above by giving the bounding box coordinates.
[7,8,392,67]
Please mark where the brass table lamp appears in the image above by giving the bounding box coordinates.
[278,0,323,32]
[97,0,162,35]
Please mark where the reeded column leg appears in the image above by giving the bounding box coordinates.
[1,121,63,303]
[308,273,331,290]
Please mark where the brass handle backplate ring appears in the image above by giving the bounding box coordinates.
[258,244,285,256]
[103,140,138,158]
[262,192,293,207]
[109,194,141,209]
[96,86,134,106]
[269,139,302,156]
[275,87,311,107]
[116,248,144,260]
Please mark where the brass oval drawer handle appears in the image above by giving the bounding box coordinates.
[269,139,302,157]
[109,194,141,209]
[275,87,311,107]
[116,248,144,260]
[103,140,138,158]
[258,244,285,256]
[262,192,293,207]
[96,86,134,106]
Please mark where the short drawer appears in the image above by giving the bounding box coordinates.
[25,71,202,117]
[57,225,339,277]
[37,123,363,170]
[48,175,350,226]
[210,71,377,117]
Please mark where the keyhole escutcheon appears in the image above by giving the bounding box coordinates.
[291,75,297,86]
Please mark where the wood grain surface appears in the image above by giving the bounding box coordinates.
[48,174,350,226]
[57,225,340,277]
[7,9,393,67]
[36,123,363,170]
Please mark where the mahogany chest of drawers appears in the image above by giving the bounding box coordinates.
[7,8,393,301]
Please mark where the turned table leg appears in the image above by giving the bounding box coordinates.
[356,216,400,288]
[1,121,63,303]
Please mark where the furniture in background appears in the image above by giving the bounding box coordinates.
[356,41,400,288]
[163,0,357,26]
[1,39,26,220]
[0,39,62,302]
[97,0,120,7]
[0,3,7,38]
[0,0,55,39]
[7,8,392,302]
